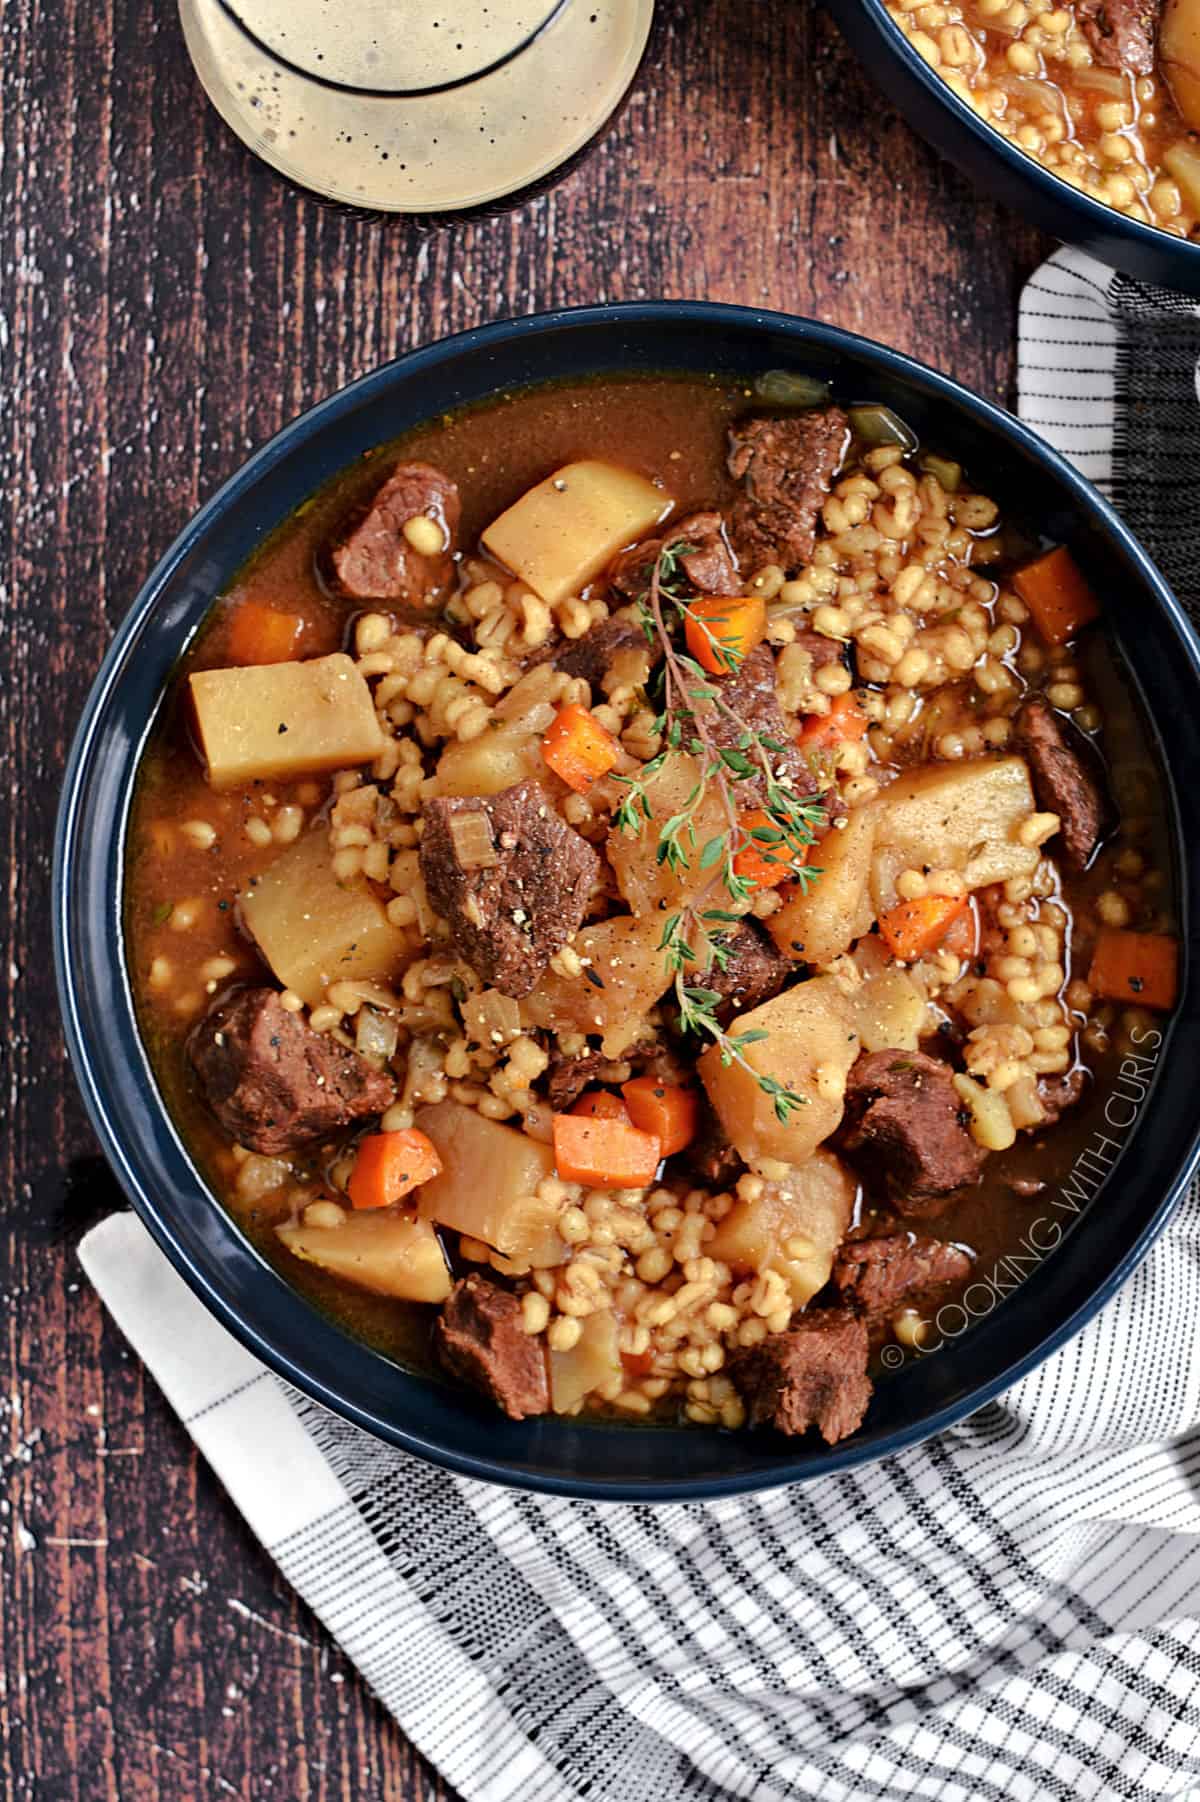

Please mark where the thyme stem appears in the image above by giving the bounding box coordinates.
[615,543,830,1122]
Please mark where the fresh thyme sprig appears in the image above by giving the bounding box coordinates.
[614,542,830,1123]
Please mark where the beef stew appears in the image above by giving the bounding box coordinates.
[125,372,1179,1443]
[883,0,1200,236]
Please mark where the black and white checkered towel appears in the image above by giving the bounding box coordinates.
[81,250,1200,1800]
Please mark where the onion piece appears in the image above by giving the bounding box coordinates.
[992,72,1072,121]
[400,1035,450,1112]
[918,453,963,493]
[462,987,523,1046]
[1070,65,1132,98]
[339,978,403,1010]
[754,369,834,408]
[448,810,499,870]
[356,1006,400,1065]
[396,998,457,1034]
[847,405,917,451]
[493,665,560,726]
[507,699,558,735]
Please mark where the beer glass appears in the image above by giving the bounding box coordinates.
[179,0,655,212]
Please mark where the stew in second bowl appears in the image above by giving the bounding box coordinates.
[124,370,1180,1448]
[883,0,1200,238]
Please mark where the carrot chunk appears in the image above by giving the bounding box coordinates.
[552,1114,662,1188]
[570,1090,631,1123]
[733,808,808,890]
[227,600,306,666]
[621,1077,699,1156]
[541,703,620,793]
[878,894,970,962]
[1013,546,1101,648]
[347,1129,443,1210]
[795,691,868,751]
[684,596,766,675]
[1088,928,1179,1012]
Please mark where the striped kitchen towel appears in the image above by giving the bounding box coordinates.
[81,248,1200,1801]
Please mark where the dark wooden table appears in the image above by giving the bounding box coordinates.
[1,3,1047,1795]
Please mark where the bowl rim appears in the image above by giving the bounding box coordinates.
[54,299,1200,1500]
[846,0,1200,278]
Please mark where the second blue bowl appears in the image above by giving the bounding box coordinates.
[827,0,1200,295]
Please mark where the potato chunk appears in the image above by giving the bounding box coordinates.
[190,654,384,790]
[414,1101,562,1266]
[607,751,728,920]
[433,727,547,798]
[699,975,860,1170]
[481,461,672,607]
[276,1211,450,1302]
[707,1150,857,1306]
[768,802,878,966]
[549,1310,621,1414]
[870,757,1039,912]
[518,915,674,1036]
[241,828,411,1006]
[852,967,929,1053]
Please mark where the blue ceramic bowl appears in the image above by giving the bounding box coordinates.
[55,303,1200,1499]
[826,0,1200,295]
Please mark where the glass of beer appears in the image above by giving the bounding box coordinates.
[178,0,655,213]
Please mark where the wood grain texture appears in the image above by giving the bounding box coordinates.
[0,0,1047,1795]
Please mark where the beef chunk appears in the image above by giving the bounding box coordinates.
[554,616,652,693]
[686,1108,746,1189]
[727,409,850,574]
[708,642,825,809]
[1015,698,1105,869]
[700,921,792,1024]
[733,1310,871,1444]
[672,513,743,597]
[544,1034,662,1110]
[435,1275,549,1421]
[1078,0,1157,73]
[1038,1065,1087,1126]
[840,1048,985,1212]
[609,509,741,600]
[791,627,847,673]
[331,461,460,603]
[545,1048,611,1111]
[189,988,395,1156]
[420,781,600,998]
[832,1233,971,1319]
